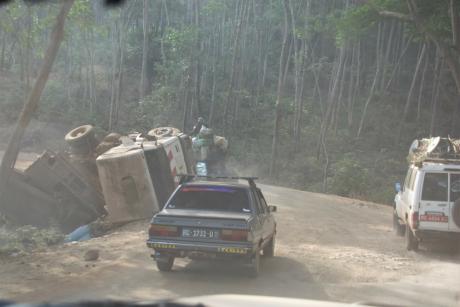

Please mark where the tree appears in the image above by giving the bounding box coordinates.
[0,0,75,204]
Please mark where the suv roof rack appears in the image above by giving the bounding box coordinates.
[413,154,460,166]
[177,174,258,188]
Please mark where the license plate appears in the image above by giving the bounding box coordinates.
[182,228,219,239]
[420,214,448,222]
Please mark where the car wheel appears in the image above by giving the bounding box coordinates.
[263,236,275,257]
[393,211,405,236]
[405,226,419,251]
[156,257,174,272]
[248,251,260,278]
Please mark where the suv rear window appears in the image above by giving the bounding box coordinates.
[166,185,251,213]
[421,173,448,202]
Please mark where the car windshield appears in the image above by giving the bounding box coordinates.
[166,185,251,213]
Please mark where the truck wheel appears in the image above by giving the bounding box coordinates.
[156,257,174,272]
[393,212,405,236]
[148,127,181,139]
[65,125,97,154]
[248,251,260,278]
[263,236,275,257]
[405,226,419,251]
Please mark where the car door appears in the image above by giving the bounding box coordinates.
[448,173,460,231]
[257,189,276,239]
[418,172,449,231]
[251,189,265,242]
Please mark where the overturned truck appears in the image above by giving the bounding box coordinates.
[0,125,195,232]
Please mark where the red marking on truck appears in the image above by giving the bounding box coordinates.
[167,150,173,161]
[419,214,448,223]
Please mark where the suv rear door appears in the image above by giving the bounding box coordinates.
[419,172,449,231]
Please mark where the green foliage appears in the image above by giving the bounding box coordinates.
[0,226,63,256]
[336,4,380,44]
[330,155,369,198]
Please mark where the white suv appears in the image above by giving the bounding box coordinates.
[394,162,460,251]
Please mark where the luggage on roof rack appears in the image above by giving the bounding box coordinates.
[408,137,460,165]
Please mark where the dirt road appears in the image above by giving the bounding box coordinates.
[1,185,459,306]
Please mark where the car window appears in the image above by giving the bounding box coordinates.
[166,185,251,213]
[252,190,265,214]
[421,173,448,202]
[450,173,460,202]
[257,190,269,212]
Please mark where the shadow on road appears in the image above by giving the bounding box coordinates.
[156,255,329,301]
[415,243,460,264]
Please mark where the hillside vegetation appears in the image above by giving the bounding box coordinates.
[1,0,459,204]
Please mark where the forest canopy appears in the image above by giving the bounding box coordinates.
[0,0,459,204]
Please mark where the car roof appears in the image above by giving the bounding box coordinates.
[183,180,253,189]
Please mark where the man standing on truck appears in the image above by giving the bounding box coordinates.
[190,117,206,137]
[207,136,229,176]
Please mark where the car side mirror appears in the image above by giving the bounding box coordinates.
[268,205,277,212]
[395,182,402,193]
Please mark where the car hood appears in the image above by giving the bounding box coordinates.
[175,294,363,307]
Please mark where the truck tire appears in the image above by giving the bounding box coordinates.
[405,226,419,251]
[65,125,97,154]
[148,127,181,139]
[248,251,260,278]
[263,236,275,257]
[393,211,405,237]
[453,199,460,228]
[156,256,174,272]
[65,125,94,144]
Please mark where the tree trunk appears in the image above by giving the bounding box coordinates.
[269,0,290,178]
[0,0,75,205]
[223,0,245,133]
[416,46,429,122]
[397,42,426,141]
[0,30,6,70]
[139,0,149,99]
[430,53,443,136]
[357,22,383,138]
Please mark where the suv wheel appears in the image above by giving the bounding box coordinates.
[263,236,275,257]
[445,238,460,255]
[156,256,174,272]
[393,211,405,236]
[405,226,419,251]
[248,251,260,278]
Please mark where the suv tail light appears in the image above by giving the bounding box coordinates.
[411,212,419,229]
[149,224,179,237]
[221,229,248,241]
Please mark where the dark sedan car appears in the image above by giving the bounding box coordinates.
[146,176,277,277]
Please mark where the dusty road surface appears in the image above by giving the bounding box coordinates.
[1,185,459,306]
